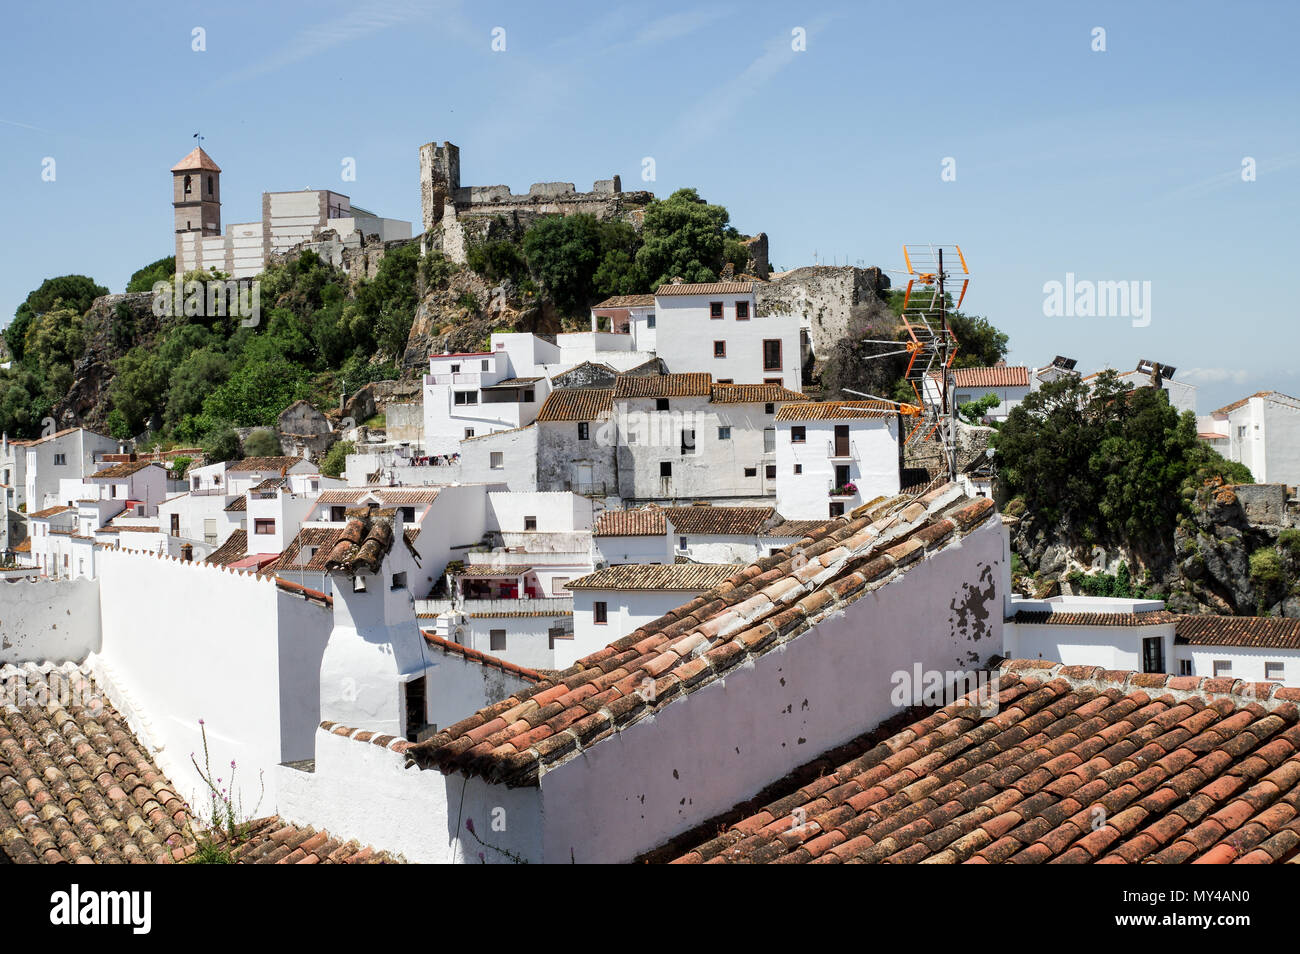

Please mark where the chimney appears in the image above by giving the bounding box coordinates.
[180,542,193,562]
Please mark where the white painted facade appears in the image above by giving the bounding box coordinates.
[0,577,100,664]
[568,585,712,660]
[23,429,119,512]
[653,290,801,390]
[422,350,547,455]
[595,527,674,566]
[1198,391,1300,486]
[775,413,900,520]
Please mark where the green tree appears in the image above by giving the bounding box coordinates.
[203,427,241,463]
[635,188,740,288]
[320,439,354,478]
[355,243,421,358]
[126,257,176,293]
[241,428,282,457]
[959,392,1002,424]
[522,214,605,316]
[8,274,107,364]
[164,348,231,429]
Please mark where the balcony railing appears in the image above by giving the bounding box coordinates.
[415,597,573,617]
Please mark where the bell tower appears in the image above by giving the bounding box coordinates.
[171,146,222,271]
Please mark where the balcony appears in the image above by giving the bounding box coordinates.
[829,483,858,499]
[425,371,484,387]
[415,597,573,617]
[826,439,857,462]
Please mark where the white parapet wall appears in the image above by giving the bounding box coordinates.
[0,578,101,665]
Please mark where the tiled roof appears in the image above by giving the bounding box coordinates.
[204,528,248,566]
[227,456,305,474]
[775,401,895,422]
[0,663,190,863]
[565,563,737,591]
[1177,615,1300,650]
[27,505,71,519]
[536,389,613,421]
[171,146,221,172]
[593,294,656,308]
[224,496,247,512]
[250,477,288,493]
[934,365,1031,389]
[710,383,808,404]
[613,373,712,399]
[655,281,755,296]
[316,487,441,505]
[112,525,161,533]
[260,527,347,575]
[593,508,667,537]
[1212,391,1300,416]
[14,539,30,553]
[213,816,401,863]
[764,519,832,538]
[461,424,535,442]
[323,507,396,575]
[91,459,159,479]
[466,611,573,619]
[457,565,534,577]
[484,376,543,389]
[273,577,333,607]
[664,505,774,536]
[1012,610,1178,627]
[406,484,996,787]
[670,660,1300,864]
[423,632,543,682]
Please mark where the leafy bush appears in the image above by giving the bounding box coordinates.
[241,428,282,457]
[125,256,175,293]
[320,439,354,478]
[959,391,1001,424]
[1068,562,1152,599]
[203,427,241,463]
[169,456,193,479]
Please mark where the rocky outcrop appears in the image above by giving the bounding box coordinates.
[56,291,167,431]
[756,266,890,365]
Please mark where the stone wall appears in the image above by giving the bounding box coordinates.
[756,266,890,364]
[1232,483,1289,527]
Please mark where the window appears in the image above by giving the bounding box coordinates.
[464,428,475,439]
[835,464,851,487]
[170,513,180,536]
[660,461,672,478]
[404,676,427,742]
[254,519,275,535]
[203,518,216,544]
[1266,661,1285,681]
[524,515,537,531]
[551,576,569,595]
[713,340,726,358]
[453,391,478,405]
[646,314,656,328]
[184,174,192,195]
[655,398,669,411]
[1213,660,1232,678]
[1178,659,1193,676]
[330,505,346,522]
[593,602,608,624]
[718,426,732,440]
[793,463,803,475]
[391,571,407,590]
[1141,637,1165,674]
[207,175,214,195]
[829,502,845,517]
[709,301,723,319]
[791,426,806,443]
[110,485,118,498]
[679,536,687,550]
[523,389,535,402]
[681,429,696,454]
[764,403,774,415]
[762,339,782,371]
[764,378,783,385]
[310,479,319,492]
[716,378,733,384]
[490,452,504,470]
[766,464,777,479]
[744,467,757,478]
[735,300,750,320]
[54,454,66,466]
[482,359,490,371]
[450,363,460,373]
[578,422,589,440]
[490,629,507,651]
[400,506,415,523]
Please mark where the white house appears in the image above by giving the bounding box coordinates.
[1197,390,1300,486]
[775,401,900,520]
[1082,365,1198,416]
[924,365,1031,422]
[652,281,802,391]
[23,427,119,513]
[592,508,674,565]
[422,349,547,454]
[1002,596,1176,673]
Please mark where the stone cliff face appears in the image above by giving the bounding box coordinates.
[56,291,165,431]
[1008,478,1300,617]
[756,266,890,365]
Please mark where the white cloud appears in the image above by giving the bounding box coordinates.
[1180,367,1250,385]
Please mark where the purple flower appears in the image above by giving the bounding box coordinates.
[199,718,205,725]
[465,818,475,834]
[230,760,236,768]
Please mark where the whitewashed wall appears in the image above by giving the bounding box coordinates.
[0,578,100,664]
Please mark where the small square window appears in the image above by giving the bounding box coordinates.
[450,364,460,373]
[655,398,669,411]
[400,506,415,523]
[1266,661,1284,681]
[490,629,507,651]
[709,301,723,319]
[464,428,475,439]
[647,314,656,328]
[593,601,608,624]
[791,426,806,443]
[718,426,731,440]
[793,463,803,474]
[744,467,757,478]
[523,389,535,402]
[54,454,67,466]
[482,359,490,371]
[829,502,845,518]
[1213,660,1232,678]
[490,451,504,470]
[735,301,750,319]
[578,422,589,440]
[766,465,776,479]
[764,403,774,414]
[713,341,726,358]
[390,571,407,590]
[1178,659,1193,676]
[254,518,275,535]
[660,462,672,478]
[524,515,537,531]
[679,536,687,550]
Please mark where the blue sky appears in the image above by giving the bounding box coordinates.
[2,0,1296,412]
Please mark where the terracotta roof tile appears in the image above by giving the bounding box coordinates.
[1177,615,1300,650]
[323,506,395,575]
[655,281,755,296]
[594,508,667,536]
[593,294,656,308]
[932,366,1031,389]
[763,519,833,538]
[709,383,808,404]
[775,401,896,422]
[316,488,441,505]
[27,505,71,519]
[204,528,248,566]
[0,664,190,863]
[536,389,613,421]
[224,496,247,512]
[227,456,306,474]
[565,564,738,590]
[215,816,400,863]
[613,373,712,399]
[422,631,544,682]
[664,505,774,535]
[171,146,221,173]
[1212,390,1300,416]
[1013,610,1179,627]
[260,526,347,575]
[666,661,1300,864]
[91,459,161,479]
[405,485,999,787]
